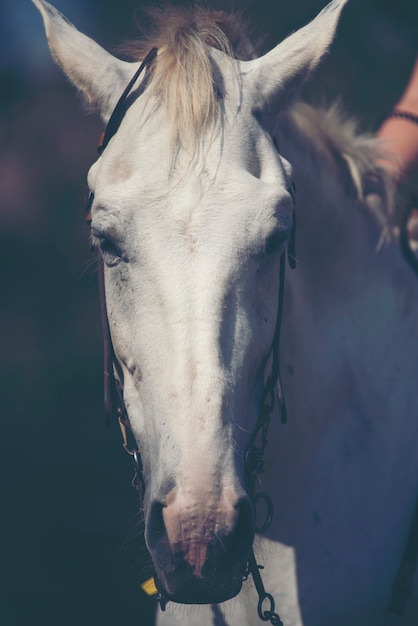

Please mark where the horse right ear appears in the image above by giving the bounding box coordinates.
[242,0,348,115]
[32,0,140,122]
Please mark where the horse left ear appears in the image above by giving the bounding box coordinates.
[32,0,140,122]
[242,0,348,113]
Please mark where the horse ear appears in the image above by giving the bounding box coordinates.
[32,0,138,122]
[243,0,348,113]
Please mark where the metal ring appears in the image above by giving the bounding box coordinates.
[258,591,276,621]
[132,449,143,473]
[254,492,274,533]
[245,446,264,476]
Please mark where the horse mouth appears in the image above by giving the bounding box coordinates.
[154,559,245,605]
[145,495,254,604]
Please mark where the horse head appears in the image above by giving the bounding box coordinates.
[33,0,348,605]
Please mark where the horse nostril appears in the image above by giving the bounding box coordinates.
[145,500,167,555]
[219,497,254,560]
[145,494,254,560]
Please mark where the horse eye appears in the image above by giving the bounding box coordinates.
[99,237,122,266]
[265,230,288,255]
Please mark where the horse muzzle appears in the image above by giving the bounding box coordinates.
[145,489,254,604]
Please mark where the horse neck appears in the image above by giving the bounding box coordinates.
[263,105,418,546]
[275,100,418,446]
[277,102,381,303]
[270,102,390,482]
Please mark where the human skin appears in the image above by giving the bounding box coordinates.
[378,57,418,182]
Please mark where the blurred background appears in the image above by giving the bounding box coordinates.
[1,1,417,624]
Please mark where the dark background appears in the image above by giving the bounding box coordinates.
[1,1,417,624]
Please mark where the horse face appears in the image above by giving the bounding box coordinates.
[34,0,347,604]
[87,87,294,601]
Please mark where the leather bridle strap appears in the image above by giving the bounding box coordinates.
[85,47,158,225]
[86,47,159,424]
[98,250,117,426]
[86,50,160,600]
[245,183,296,493]
[99,47,158,155]
[245,194,296,626]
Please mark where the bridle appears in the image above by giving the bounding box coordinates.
[84,46,418,626]
[85,46,295,625]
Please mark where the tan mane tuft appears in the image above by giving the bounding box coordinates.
[119,6,256,154]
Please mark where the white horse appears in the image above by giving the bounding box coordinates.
[33,1,418,625]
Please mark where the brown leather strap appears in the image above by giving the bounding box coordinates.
[97,259,119,425]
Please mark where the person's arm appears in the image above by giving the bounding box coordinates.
[377,57,418,182]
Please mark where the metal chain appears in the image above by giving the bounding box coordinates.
[248,551,284,626]
[245,251,287,481]
[242,220,298,625]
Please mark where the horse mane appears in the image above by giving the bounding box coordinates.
[120,6,256,154]
[276,102,395,235]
